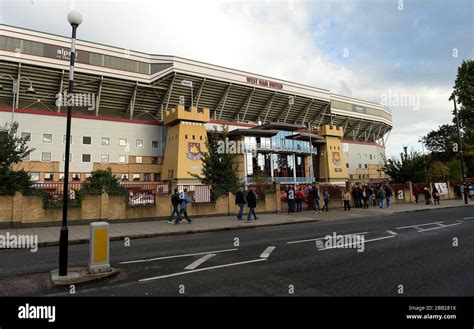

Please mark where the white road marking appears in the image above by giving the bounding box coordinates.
[286,232,369,245]
[184,254,216,270]
[386,230,398,236]
[396,221,443,230]
[260,246,276,259]
[139,258,267,282]
[463,217,474,220]
[417,222,462,232]
[119,248,238,265]
[317,235,395,251]
[457,220,464,223]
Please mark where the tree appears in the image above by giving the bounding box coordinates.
[190,125,239,200]
[383,149,428,183]
[82,168,127,196]
[427,161,450,182]
[0,122,35,195]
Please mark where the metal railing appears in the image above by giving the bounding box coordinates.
[243,143,318,154]
[177,184,211,203]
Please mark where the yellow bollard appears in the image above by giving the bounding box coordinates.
[88,222,111,273]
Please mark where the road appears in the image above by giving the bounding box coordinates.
[1,206,473,296]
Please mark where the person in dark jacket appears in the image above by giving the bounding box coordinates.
[168,188,182,224]
[235,187,246,220]
[423,187,431,205]
[432,187,440,205]
[384,185,393,208]
[179,188,192,223]
[246,187,258,221]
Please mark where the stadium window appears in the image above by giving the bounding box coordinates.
[185,135,188,139]
[121,174,129,181]
[358,164,362,168]
[23,153,30,161]
[370,154,373,160]
[42,134,53,143]
[200,136,203,140]
[153,173,161,181]
[152,141,159,149]
[41,152,51,162]
[72,173,81,181]
[30,172,40,182]
[168,170,173,178]
[119,138,127,146]
[83,136,92,145]
[101,154,109,163]
[101,137,110,146]
[119,155,127,163]
[44,173,53,181]
[63,135,72,144]
[151,157,159,164]
[59,173,65,181]
[144,173,151,182]
[346,163,349,168]
[136,139,144,148]
[62,153,72,162]
[192,135,195,140]
[365,164,368,168]
[132,173,140,181]
[21,132,31,141]
[82,154,91,162]
[136,156,143,164]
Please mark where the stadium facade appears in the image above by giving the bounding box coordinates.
[0,25,392,186]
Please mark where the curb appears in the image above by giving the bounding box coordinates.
[33,203,473,248]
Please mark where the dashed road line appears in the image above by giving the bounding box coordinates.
[463,217,474,220]
[260,246,276,259]
[119,248,238,265]
[417,222,462,232]
[317,235,395,251]
[286,232,369,245]
[396,221,443,230]
[386,230,398,236]
[139,258,267,282]
[184,253,216,270]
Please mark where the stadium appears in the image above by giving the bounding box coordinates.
[0,24,392,186]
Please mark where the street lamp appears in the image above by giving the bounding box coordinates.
[453,95,468,204]
[0,75,35,124]
[59,10,82,277]
[306,120,315,183]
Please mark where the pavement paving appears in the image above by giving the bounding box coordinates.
[0,199,471,247]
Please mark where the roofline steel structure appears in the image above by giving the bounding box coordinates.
[0,24,392,145]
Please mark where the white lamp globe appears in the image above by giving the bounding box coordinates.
[67,10,83,26]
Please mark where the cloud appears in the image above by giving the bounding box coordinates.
[1,0,472,159]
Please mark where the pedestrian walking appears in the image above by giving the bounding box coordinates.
[179,188,192,223]
[287,186,296,214]
[422,187,431,205]
[362,187,369,209]
[343,191,351,211]
[296,187,304,212]
[168,188,182,224]
[377,188,385,208]
[235,187,246,220]
[413,186,419,204]
[367,186,373,208]
[322,190,329,212]
[246,187,258,221]
[432,187,441,205]
[311,185,321,213]
[384,185,392,208]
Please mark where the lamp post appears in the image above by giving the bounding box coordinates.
[59,10,82,277]
[306,120,315,183]
[0,75,35,124]
[453,96,468,204]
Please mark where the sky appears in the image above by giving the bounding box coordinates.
[1,0,473,157]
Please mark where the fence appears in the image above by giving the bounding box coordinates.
[177,185,211,203]
[31,182,83,203]
[123,182,170,206]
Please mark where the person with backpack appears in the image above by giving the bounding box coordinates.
[287,186,296,214]
[322,190,330,212]
[235,187,246,220]
[168,188,182,224]
[423,187,431,205]
[296,187,304,212]
[179,188,192,223]
[246,187,258,221]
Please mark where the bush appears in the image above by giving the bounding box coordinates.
[82,169,128,197]
[0,169,33,195]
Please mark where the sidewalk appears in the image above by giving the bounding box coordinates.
[0,200,471,247]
